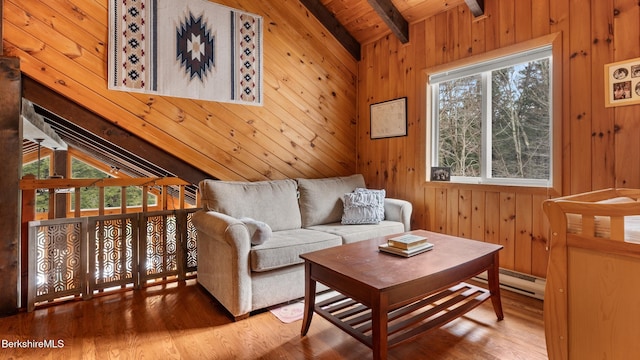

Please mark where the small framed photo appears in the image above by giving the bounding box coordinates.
[605,57,640,107]
[430,167,451,181]
[370,97,408,139]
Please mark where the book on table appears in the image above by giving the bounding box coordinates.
[387,233,429,250]
[378,242,434,257]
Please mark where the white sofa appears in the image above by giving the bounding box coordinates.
[192,174,412,320]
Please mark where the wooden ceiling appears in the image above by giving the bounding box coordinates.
[302,0,480,58]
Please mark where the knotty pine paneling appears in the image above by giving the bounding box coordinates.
[7,0,640,281]
[613,0,640,188]
[569,0,593,194]
[3,0,358,182]
[458,189,472,238]
[499,192,516,269]
[590,0,615,190]
[514,0,533,44]
[514,193,533,274]
[358,0,640,278]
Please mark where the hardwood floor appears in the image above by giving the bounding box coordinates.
[0,280,547,359]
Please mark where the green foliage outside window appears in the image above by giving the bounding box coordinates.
[70,158,157,210]
[22,157,158,213]
[22,157,50,213]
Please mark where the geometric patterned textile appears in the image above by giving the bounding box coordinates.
[109,0,262,106]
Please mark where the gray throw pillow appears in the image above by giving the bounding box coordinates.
[240,217,272,245]
[341,188,385,224]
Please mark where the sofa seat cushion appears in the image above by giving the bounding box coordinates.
[250,229,342,272]
[306,221,405,244]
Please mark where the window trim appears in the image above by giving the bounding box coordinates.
[423,33,562,194]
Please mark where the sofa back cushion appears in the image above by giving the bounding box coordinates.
[297,174,366,227]
[199,179,301,231]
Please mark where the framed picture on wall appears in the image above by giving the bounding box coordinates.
[605,56,640,107]
[430,167,451,181]
[370,97,408,139]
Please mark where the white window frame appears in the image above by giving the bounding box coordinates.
[426,34,561,190]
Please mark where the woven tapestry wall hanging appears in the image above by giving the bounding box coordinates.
[108,0,263,106]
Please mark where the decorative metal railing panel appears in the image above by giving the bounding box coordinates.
[89,214,139,292]
[28,218,88,307]
[27,209,199,311]
[140,211,180,282]
[184,211,198,273]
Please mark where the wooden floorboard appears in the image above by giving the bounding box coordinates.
[0,280,547,359]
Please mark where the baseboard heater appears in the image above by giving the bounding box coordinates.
[473,268,546,300]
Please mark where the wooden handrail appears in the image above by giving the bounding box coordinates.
[20,176,196,220]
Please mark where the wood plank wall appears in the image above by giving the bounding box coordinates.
[5,0,640,279]
[2,0,358,182]
[357,0,640,278]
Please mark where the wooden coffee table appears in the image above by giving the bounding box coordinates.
[300,230,504,360]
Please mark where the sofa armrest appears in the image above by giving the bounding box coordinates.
[384,198,412,231]
[193,210,246,243]
[192,210,253,319]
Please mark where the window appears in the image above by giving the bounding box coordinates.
[70,157,157,210]
[22,157,51,213]
[429,44,553,187]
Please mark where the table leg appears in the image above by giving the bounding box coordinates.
[487,252,504,320]
[301,261,316,336]
[371,294,389,360]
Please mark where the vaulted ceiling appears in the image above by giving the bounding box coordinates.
[17,0,483,192]
[303,0,482,59]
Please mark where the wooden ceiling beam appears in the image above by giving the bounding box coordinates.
[465,0,485,17]
[299,0,361,60]
[367,0,409,43]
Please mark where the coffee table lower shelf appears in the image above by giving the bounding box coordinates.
[314,282,490,349]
